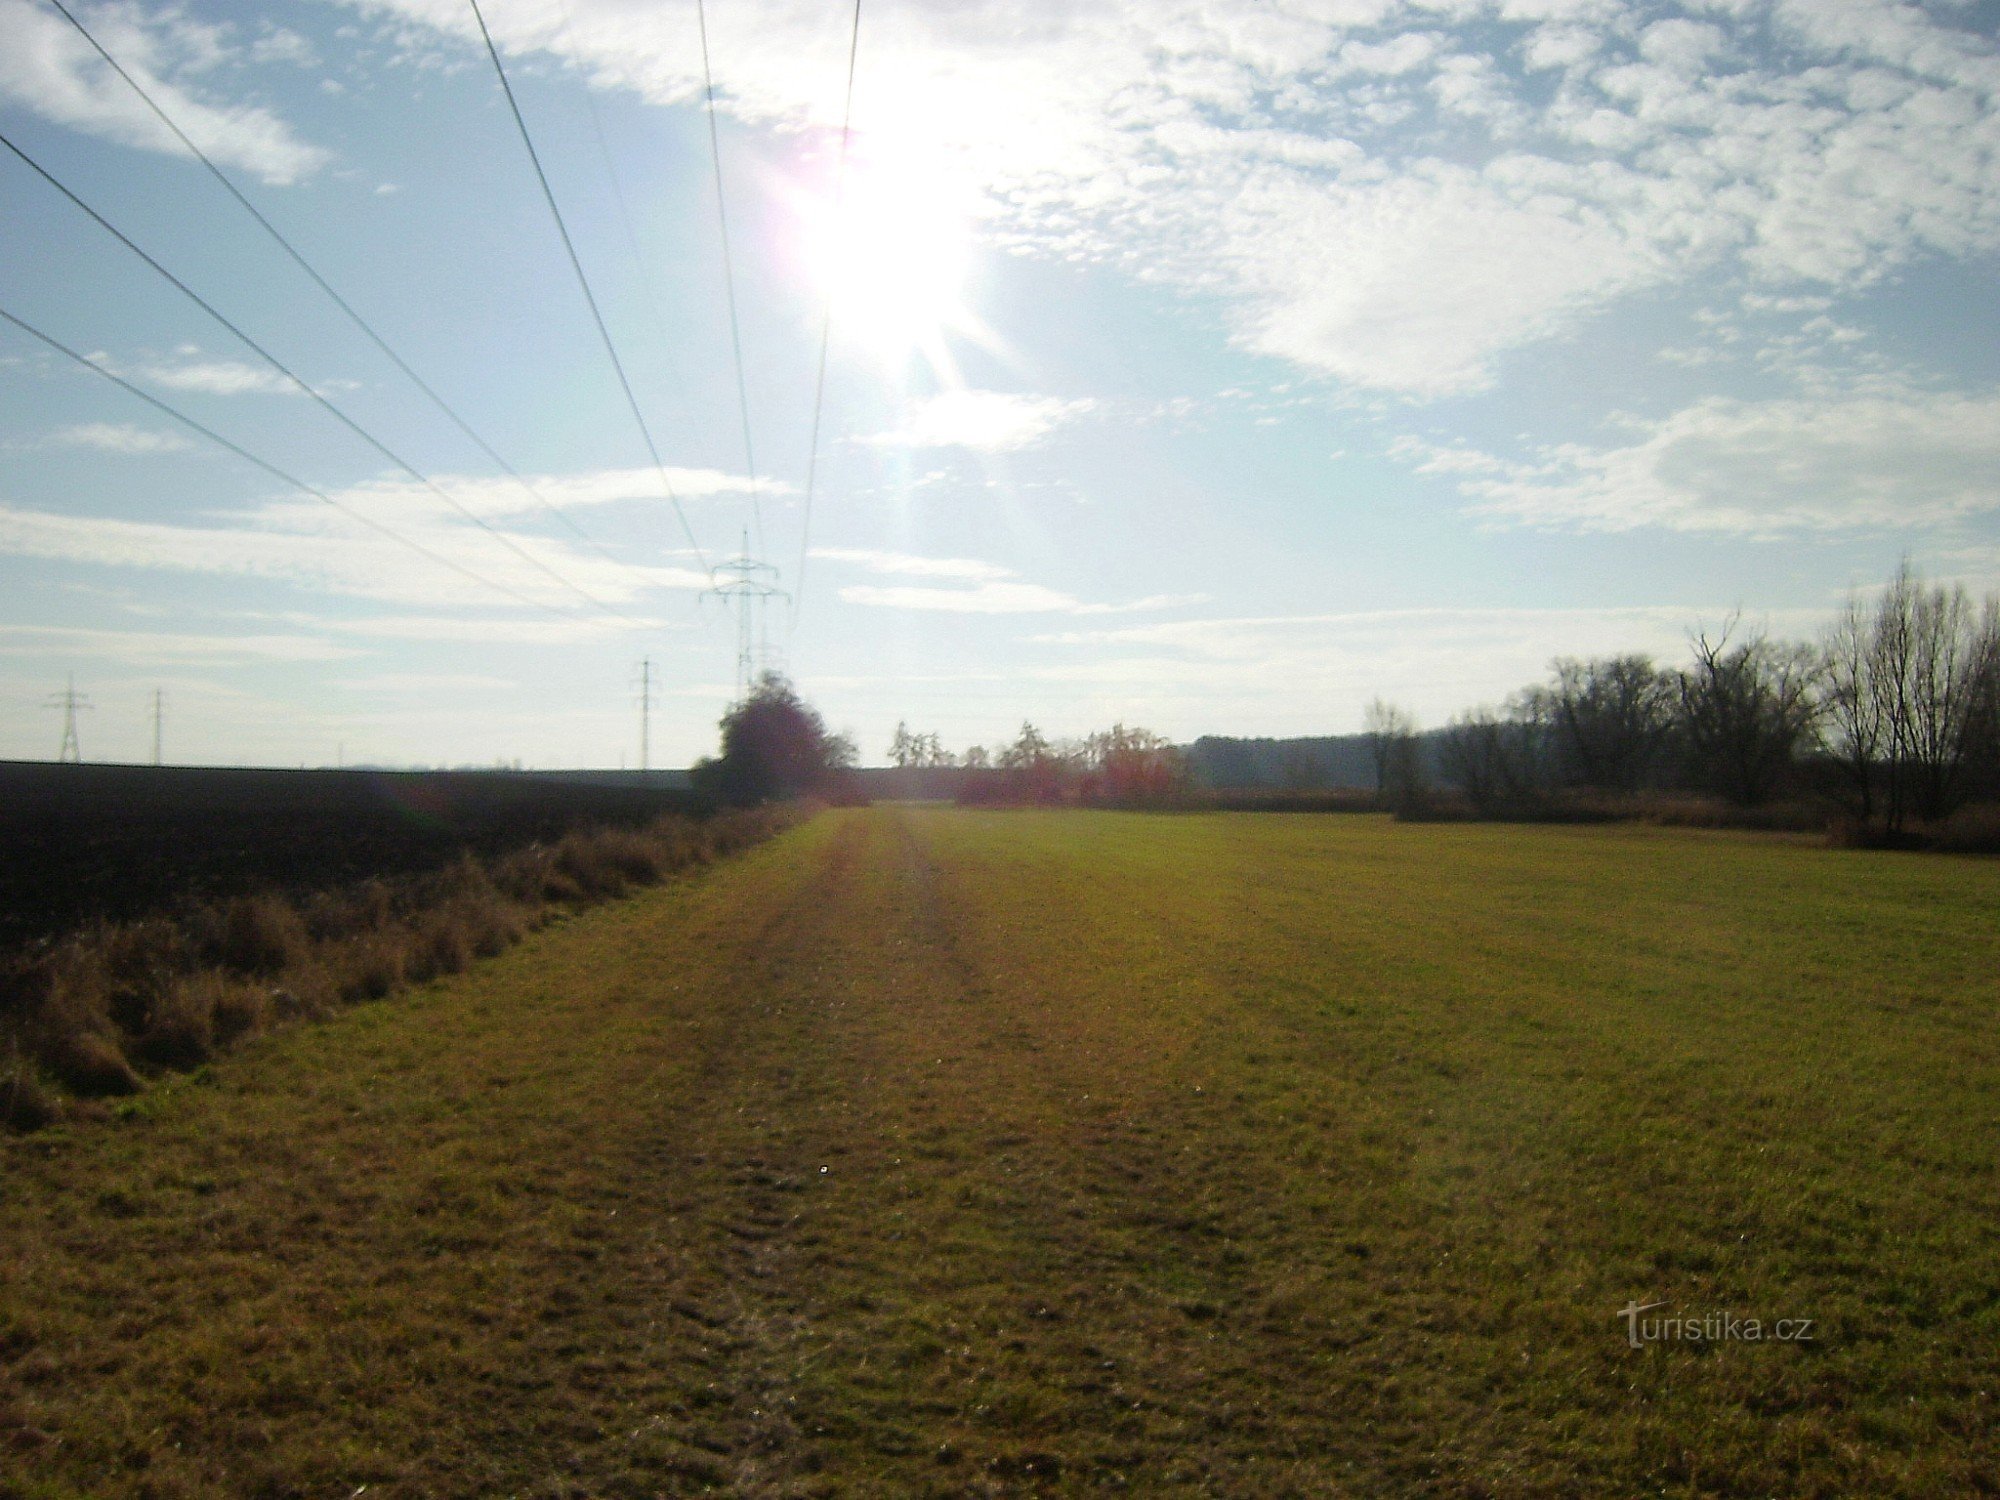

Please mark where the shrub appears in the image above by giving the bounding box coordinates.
[1934,803,2000,854]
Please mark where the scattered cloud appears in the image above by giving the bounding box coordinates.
[838,581,1201,616]
[0,490,705,614]
[865,390,1094,451]
[300,464,779,523]
[1433,386,2000,535]
[810,546,1014,581]
[358,0,2000,395]
[818,546,1199,614]
[0,0,330,185]
[14,422,192,454]
[0,622,355,663]
[1022,603,1835,732]
[122,355,302,398]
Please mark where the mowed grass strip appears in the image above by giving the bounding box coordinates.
[4,808,1999,1497]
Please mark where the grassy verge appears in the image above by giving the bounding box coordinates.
[3,808,1997,1495]
[1,806,795,1131]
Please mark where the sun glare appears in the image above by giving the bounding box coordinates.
[797,144,973,363]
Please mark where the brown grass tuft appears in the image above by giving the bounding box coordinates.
[134,973,218,1069]
[1,1052,56,1132]
[208,894,312,975]
[407,915,473,984]
[47,1029,142,1097]
[337,931,408,1003]
[0,806,798,1129]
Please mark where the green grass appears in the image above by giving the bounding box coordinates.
[3,808,1998,1496]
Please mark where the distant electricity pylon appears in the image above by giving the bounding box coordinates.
[632,657,656,772]
[45,674,90,763]
[701,530,787,700]
[151,687,164,766]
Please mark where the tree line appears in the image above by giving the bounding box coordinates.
[1391,563,2000,835]
[692,563,1998,843]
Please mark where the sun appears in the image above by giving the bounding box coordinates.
[796,142,974,363]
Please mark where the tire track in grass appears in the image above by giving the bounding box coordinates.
[703,808,1396,1493]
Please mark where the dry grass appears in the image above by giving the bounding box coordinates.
[0,807,793,1130]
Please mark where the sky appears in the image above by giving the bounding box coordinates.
[2,0,1998,768]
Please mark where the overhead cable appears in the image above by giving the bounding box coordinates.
[0,305,585,619]
[694,0,766,559]
[40,0,646,582]
[466,0,713,580]
[791,0,863,630]
[0,128,633,620]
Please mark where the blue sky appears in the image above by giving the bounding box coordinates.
[2,0,1997,767]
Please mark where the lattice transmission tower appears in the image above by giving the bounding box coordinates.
[701,530,788,700]
[45,674,90,763]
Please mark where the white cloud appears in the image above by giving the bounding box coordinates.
[866,390,1094,451]
[0,0,330,185]
[0,622,354,663]
[1024,603,1834,732]
[840,580,1088,614]
[127,356,301,397]
[1232,164,1659,394]
[0,487,707,613]
[1440,386,2000,534]
[23,421,191,453]
[307,463,777,522]
[838,579,1200,615]
[810,546,1014,581]
[350,0,2000,395]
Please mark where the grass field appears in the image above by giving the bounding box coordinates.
[4,807,1998,1497]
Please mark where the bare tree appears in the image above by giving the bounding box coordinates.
[1439,708,1514,812]
[1440,698,1554,812]
[1676,621,1820,805]
[1548,655,1677,792]
[1363,698,1422,808]
[1819,590,1886,819]
[1831,563,2000,830]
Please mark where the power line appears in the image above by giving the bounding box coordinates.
[694,0,766,561]
[0,305,580,618]
[554,0,681,365]
[793,0,863,632]
[0,128,625,622]
[466,0,712,581]
[38,0,643,583]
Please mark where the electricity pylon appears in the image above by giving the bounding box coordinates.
[632,657,656,771]
[701,529,787,700]
[45,674,90,763]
